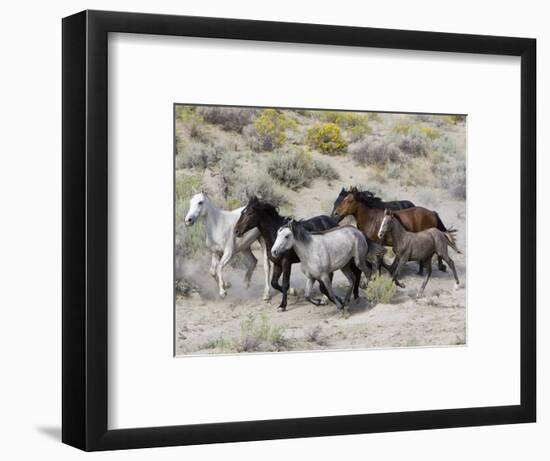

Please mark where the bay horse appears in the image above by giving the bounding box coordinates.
[331,187,415,218]
[235,196,367,311]
[272,219,373,311]
[332,187,450,273]
[185,191,271,299]
[378,209,461,295]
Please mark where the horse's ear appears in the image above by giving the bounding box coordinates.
[250,195,258,203]
[384,208,390,215]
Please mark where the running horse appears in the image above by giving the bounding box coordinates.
[332,187,450,273]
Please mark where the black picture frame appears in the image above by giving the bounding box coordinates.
[62,10,536,451]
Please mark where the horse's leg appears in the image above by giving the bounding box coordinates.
[391,255,408,288]
[271,263,283,293]
[417,261,424,276]
[442,254,459,287]
[418,257,432,296]
[304,277,323,307]
[241,248,257,289]
[319,273,344,309]
[340,265,356,307]
[209,253,220,280]
[216,247,234,297]
[437,255,447,272]
[353,249,372,285]
[351,263,361,299]
[259,238,272,300]
[278,259,292,312]
[318,273,333,305]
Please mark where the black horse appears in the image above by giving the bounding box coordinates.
[234,196,363,311]
[331,187,415,222]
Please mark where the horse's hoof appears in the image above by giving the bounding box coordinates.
[439,266,447,272]
[224,281,232,288]
[219,290,227,298]
[263,294,272,301]
[396,282,406,289]
[277,306,286,312]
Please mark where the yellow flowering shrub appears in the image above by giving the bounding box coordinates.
[305,123,347,155]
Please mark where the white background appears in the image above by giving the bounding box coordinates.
[0,0,547,459]
[109,34,521,428]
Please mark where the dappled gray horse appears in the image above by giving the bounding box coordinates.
[377,209,461,295]
[185,191,271,299]
[271,219,374,310]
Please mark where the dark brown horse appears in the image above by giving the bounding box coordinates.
[332,187,449,273]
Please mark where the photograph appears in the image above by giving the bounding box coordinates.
[174,105,467,355]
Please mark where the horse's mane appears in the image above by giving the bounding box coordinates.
[353,190,386,209]
[288,220,312,243]
[249,198,281,218]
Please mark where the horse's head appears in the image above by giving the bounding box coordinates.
[235,196,261,237]
[332,187,359,222]
[377,209,394,240]
[185,191,208,226]
[330,187,347,221]
[271,220,296,257]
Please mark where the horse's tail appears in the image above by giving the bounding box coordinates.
[444,230,462,254]
[435,212,447,232]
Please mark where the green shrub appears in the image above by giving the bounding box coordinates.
[175,173,201,203]
[318,111,370,130]
[433,135,456,156]
[440,160,466,199]
[196,106,258,132]
[244,109,297,151]
[266,146,339,190]
[219,153,239,199]
[366,274,396,305]
[312,159,339,181]
[391,126,431,157]
[234,172,286,206]
[420,126,441,140]
[349,136,402,165]
[392,123,413,136]
[199,336,234,351]
[175,105,198,122]
[237,314,289,352]
[305,123,347,155]
[177,142,225,170]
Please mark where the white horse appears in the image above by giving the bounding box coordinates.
[184,192,271,299]
[271,219,372,310]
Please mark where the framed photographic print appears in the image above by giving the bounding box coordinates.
[62,10,536,451]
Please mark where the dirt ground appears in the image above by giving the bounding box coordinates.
[175,244,466,355]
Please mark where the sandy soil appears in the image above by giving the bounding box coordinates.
[176,245,466,355]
